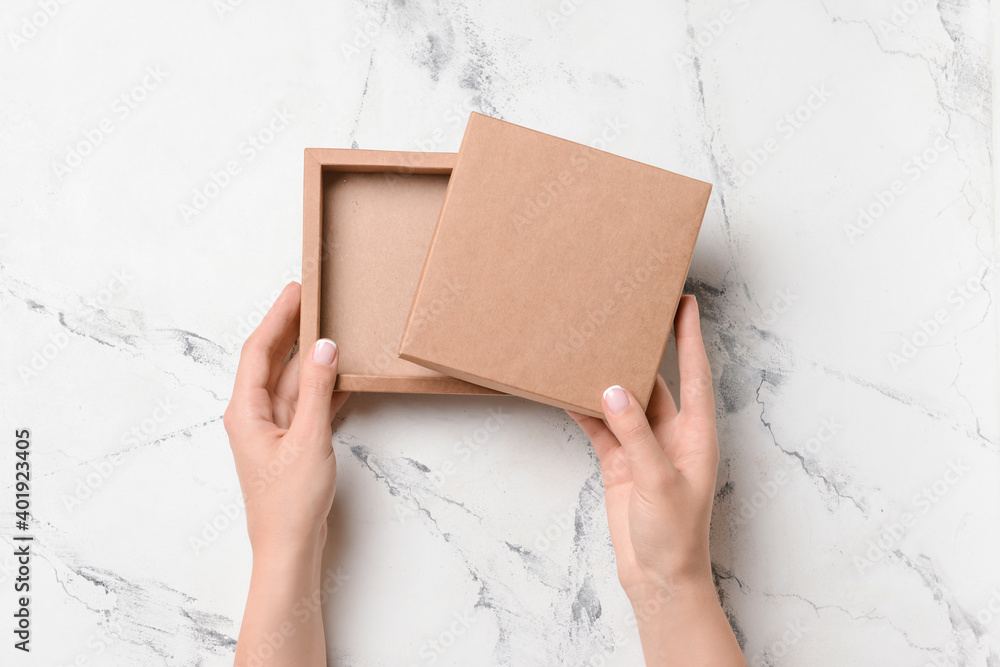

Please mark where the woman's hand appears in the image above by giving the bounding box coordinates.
[224,281,349,666]
[568,295,745,666]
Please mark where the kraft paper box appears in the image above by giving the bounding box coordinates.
[399,113,711,418]
[300,148,500,395]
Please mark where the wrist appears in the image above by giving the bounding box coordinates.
[251,523,327,573]
[623,547,714,605]
[625,572,718,620]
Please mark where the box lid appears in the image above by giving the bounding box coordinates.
[398,113,712,417]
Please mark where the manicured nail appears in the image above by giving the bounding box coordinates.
[313,339,337,365]
[603,385,629,415]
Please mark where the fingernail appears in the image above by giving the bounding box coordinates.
[313,339,337,365]
[603,385,629,415]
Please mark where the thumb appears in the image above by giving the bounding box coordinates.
[602,385,677,494]
[290,338,340,441]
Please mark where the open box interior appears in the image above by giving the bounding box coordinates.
[300,149,498,394]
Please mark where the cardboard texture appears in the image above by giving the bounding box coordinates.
[301,148,500,394]
[399,113,712,417]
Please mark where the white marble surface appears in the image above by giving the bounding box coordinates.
[1,0,998,665]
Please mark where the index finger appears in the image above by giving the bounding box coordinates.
[232,283,301,405]
[675,295,715,420]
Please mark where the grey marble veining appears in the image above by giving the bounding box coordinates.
[1,0,997,665]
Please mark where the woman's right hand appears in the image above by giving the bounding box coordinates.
[568,295,745,666]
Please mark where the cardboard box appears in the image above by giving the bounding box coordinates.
[399,113,711,417]
[300,148,500,394]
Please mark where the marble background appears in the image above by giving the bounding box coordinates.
[1,0,998,665]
